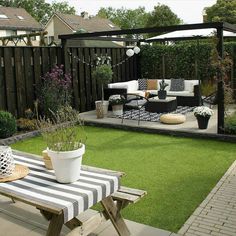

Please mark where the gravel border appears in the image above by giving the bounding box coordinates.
[0,130,40,146]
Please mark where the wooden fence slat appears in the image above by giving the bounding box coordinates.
[125,50,130,83]
[71,48,80,110]
[90,48,97,105]
[84,48,92,110]
[23,47,34,109]
[78,48,86,112]
[111,48,118,83]
[0,48,6,110]
[129,55,134,81]
[57,47,63,65]
[133,54,138,80]
[4,47,17,116]
[33,47,41,87]
[116,49,121,82]
[14,47,26,117]
[95,48,102,100]
[41,47,50,74]
[49,47,57,67]
[121,49,126,82]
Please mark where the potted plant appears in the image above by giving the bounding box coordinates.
[193,106,214,129]
[38,106,86,183]
[158,79,168,99]
[109,94,126,115]
[92,55,113,118]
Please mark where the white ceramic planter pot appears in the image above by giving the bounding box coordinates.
[47,144,85,183]
[112,105,123,116]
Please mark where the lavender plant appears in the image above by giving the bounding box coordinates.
[38,107,86,152]
[37,64,72,118]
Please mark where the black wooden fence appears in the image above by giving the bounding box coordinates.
[0,46,137,118]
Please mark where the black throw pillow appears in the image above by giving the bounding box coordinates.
[138,79,147,90]
[170,78,185,91]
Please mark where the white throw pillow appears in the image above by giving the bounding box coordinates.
[184,80,199,92]
[127,80,139,92]
[108,82,128,90]
[108,80,138,93]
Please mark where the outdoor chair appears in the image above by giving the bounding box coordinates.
[202,91,218,108]
[122,93,150,125]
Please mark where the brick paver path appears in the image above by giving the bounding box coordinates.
[178,160,236,236]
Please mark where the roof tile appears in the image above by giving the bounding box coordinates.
[0,7,42,31]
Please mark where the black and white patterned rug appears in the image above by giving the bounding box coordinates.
[111,106,195,122]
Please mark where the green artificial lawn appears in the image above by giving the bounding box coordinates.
[11,126,236,233]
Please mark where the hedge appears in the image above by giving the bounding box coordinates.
[140,41,236,83]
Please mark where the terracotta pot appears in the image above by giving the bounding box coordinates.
[42,150,53,170]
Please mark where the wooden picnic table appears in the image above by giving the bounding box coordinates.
[0,150,146,236]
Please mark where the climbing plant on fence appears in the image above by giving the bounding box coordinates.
[140,42,236,82]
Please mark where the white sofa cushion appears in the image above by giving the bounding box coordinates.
[108,79,198,97]
[108,80,138,93]
[131,90,146,97]
[184,80,199,93]
[167,90,194,97]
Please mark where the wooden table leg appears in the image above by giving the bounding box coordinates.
[101,196,130,236]
[46,213,64,236]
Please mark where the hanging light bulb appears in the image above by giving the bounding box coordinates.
[126,49,134,57]
[133,46,140,54]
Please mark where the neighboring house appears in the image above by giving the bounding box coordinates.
[0,6,43,46]
[44,12,122,47]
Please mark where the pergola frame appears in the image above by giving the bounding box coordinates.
[59,22,236,134]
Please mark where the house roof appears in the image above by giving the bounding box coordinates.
[0,7,42,31]
[55,13,120,33]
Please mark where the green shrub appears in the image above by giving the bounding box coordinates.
[225,112,236,134]
[140,42,236,83]
[0,111,17,138]
[17,118,38,131]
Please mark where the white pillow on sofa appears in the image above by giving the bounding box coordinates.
[108,80,138,93]
[184,80,199,93]
[108,83,129,91]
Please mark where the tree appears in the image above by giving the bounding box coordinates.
[0,0,75,25]
[205,0,236,24]
[97,7,150,30]
[146,4,182,28]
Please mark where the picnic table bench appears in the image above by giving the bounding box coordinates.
[0,150,146,236]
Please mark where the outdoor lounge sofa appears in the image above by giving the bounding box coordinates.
[104,79,202,106]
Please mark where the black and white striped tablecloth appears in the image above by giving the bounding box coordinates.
[0,154,120,223]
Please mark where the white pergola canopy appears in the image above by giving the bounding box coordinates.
[146,28,236,41]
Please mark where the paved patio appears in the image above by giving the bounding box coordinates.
[80,107,218,134]
[0,195,178,236]
[179,160,236,236]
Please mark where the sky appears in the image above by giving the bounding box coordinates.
[46,0,217,24]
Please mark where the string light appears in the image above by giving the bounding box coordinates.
[67,46,140,68]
